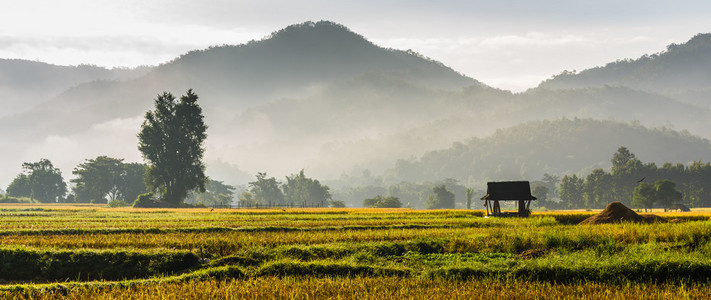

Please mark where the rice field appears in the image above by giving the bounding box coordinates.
[0,205,710,299]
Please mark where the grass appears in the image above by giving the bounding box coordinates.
[0,205,710,298]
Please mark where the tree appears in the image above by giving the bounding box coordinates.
[329,200,346,208]
[6,174,31,198]
[465,188,474,210]
[283,170,331,206]
[583,168,614,209]
[632,182,656,212]
[363,195,402,208]
[532,185,549,209]
[558,174,584,209]
[611,146,636,172]
[72,157,148,203]
[72,156,124,203]
[116,163,149,203]
[194,179,236,206]
[21,159,67,203]
[654,180,682,210]
[247,172,284,205]
[138,89,208,207]
[425,184,455,209]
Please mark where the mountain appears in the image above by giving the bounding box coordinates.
[382,118,711,185]
[536,33,711,108]
[0,21,481,186]
[0,59,151,117]
[1,21,710,190]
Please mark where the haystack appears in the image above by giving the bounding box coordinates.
[579,202,666,225]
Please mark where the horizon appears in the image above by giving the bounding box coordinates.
[2,1,710,92]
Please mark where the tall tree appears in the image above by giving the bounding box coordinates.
[559,174,584,209]
[654,180,682,210]
[465,188,474,210]
[583,168,614,209]
[532,185,550,208]
[138,89,208,207]
[283,170,331,206]
[632,182,656,212]
[247,172,285,205]
[22,159,67,203]
[426,184,455,209]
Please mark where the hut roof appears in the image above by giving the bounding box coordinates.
[481,181,537,201]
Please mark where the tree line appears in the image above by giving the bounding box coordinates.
[238,170,335,207]
[547,146,709,210]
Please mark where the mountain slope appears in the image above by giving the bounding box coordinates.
[0,21,481,186]
[536,33,711,107]
[0,59,151,117]
[383,118,711,184]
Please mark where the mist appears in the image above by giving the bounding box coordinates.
[1,21,711,209]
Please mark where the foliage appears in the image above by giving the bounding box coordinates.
[426,185,455,209]
[363,195,402,208]
[6,174,31,198]
[553,147,711,209]
[632,182,656,211]
[654,180,682,209]
[19,159,67,203]
[247,172,285,205]
[329,200,346,208]
[0,195,35,203]
[72,156,124,203]
[384,119,711,185]
[465,188,474,210]
[138,89,208,207]
[132,192,155,208]
[189,179,236,206]
[106,199,130,208]
[283,170,332,206]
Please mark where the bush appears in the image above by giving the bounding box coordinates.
[329,200,346,208]
[0,195,35,203]
[106,199,130,208]
[363,195,401,208]
[0,247,200,281]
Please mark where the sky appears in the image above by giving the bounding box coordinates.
[1,0,710,91]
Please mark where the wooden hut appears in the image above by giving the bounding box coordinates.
[481,181,536,217]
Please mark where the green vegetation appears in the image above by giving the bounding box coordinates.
[71,156,148,204]
[138,89,208,207]
[6,159,67,203]
[0,207,708,298]
[363,195,402,208]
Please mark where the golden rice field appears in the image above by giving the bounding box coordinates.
[0,205,710,299]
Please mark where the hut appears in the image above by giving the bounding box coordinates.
[481,181,536,217]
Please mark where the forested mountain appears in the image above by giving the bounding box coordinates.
[0,21,481,186]
[382,118,711,185]
[1,21,710,192]
[537,33,711,108]
[0,59,151,117]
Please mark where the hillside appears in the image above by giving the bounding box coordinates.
[382,118,711,184]
[536,33,711,108]
[0,21,482,186]
[0,59,151,117]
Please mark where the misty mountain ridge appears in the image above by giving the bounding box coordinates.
[378,118,711,185]
[537,33,711,108]
[1,20,710,189]
[0,59,152,117]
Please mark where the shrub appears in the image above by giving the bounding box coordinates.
[106,199,130,208]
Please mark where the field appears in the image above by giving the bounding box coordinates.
[0,205,710,299]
